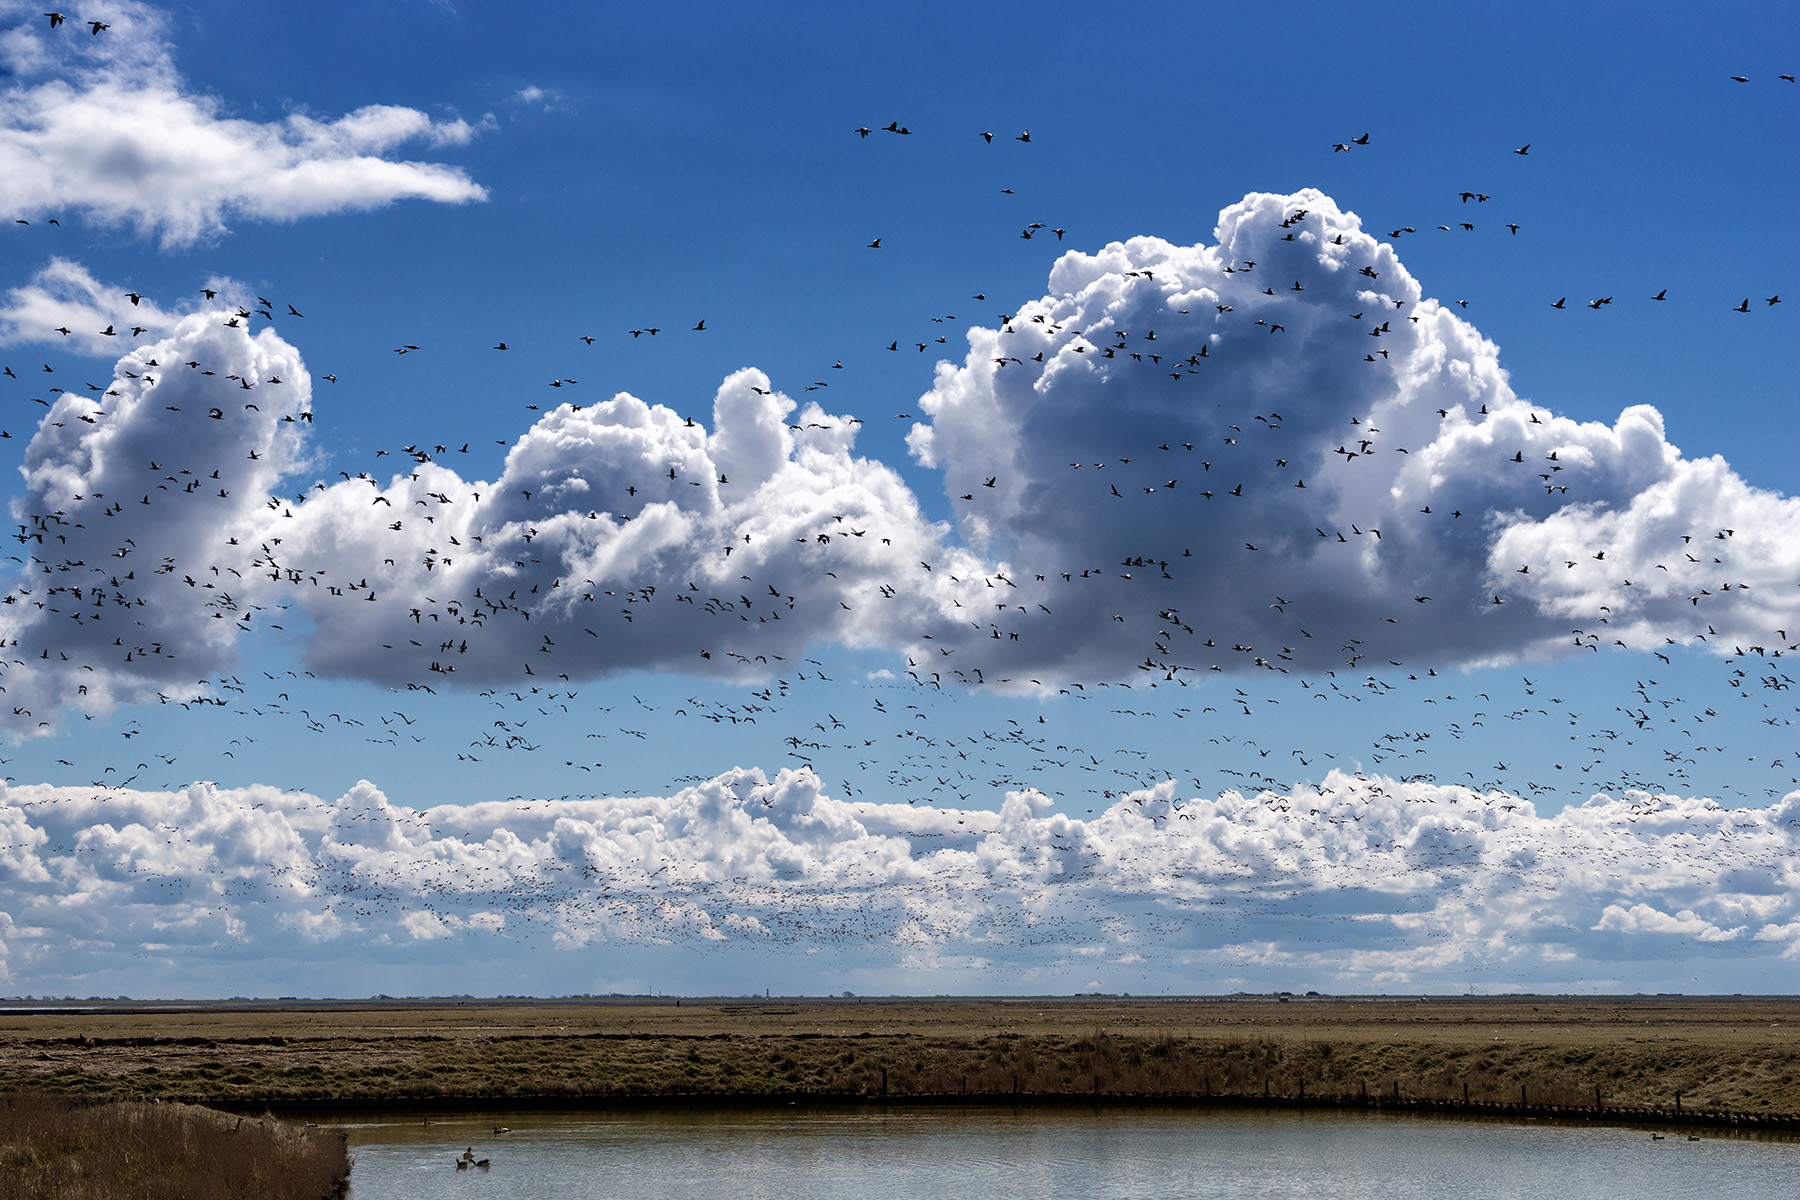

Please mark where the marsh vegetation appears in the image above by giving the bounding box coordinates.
[3,997,1795,1118]
[0,1092,348,1199]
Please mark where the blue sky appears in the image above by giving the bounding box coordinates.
[0,0,1794,999]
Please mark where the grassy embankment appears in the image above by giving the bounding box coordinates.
[3,998,1798,1120]
[0,1092,348,1200]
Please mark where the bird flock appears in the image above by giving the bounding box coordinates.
[0,7,1795,994]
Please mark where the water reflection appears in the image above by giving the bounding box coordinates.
[326,1105,1800,1200]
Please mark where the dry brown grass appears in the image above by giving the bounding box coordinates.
[2,997,1797,1116]
[0,1093,348,1200]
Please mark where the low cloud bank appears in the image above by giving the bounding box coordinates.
[1,769,1795,993]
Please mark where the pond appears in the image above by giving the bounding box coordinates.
[326,1104,1800,1199]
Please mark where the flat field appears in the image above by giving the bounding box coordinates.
[2,997,1797,1116]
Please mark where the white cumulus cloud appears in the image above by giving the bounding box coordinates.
[0,309,979,732]
[0,258,186,352]
[1593,903,1743,942]
[0,1,486,245]
[6,189,1800,730]
[272,367,979,689]
[904,189,1800,682]
[0,311,311,730]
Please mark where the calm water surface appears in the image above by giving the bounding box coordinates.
[329,1106,1799,1199]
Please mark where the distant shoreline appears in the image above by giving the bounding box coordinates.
[6,992,1797,1013]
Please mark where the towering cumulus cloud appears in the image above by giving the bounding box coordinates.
[0,312,968,733]
[272,368,970,686]
[1,313,310,727]
[0,0,486,243]
[1,772,1795,993]
[909,189,1800,682]
[5,191,1797,732]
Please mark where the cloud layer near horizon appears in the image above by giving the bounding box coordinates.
[4,189,1799,733]
[0,0,486,244]
[1,769,1795,995]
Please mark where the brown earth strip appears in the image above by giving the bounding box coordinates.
[1,997,1796,1122]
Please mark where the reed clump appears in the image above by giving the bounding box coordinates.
[0,1093,348,1200]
